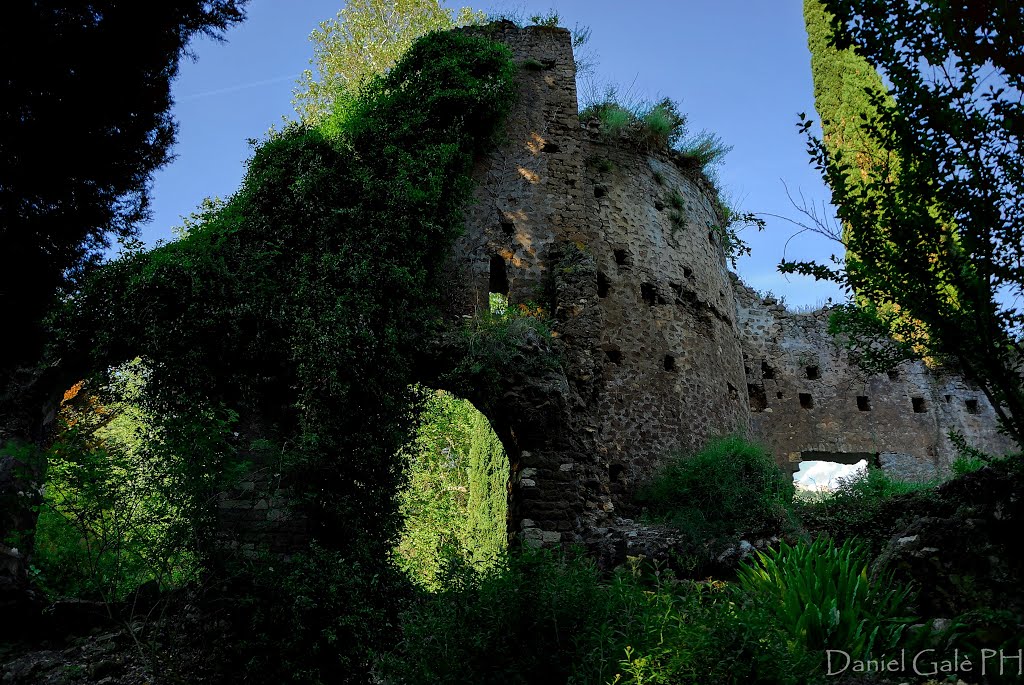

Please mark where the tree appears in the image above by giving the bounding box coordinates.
[292,0,484,124]
[804,0,896,196]
[803,0,942,361]
[0,0,247,611]
[783,0,1024,447]
[0,0,248,426]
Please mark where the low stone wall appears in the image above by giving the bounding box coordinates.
[216,466,307,556]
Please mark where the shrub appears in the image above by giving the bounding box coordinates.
[382,549,606,684]
[227,542,411,684]
[32,360,214,603]
[795,466,937,554]
[636,436,795,545]
[737,538,917,661]
[948,429,994,476]
[383,549,815,685]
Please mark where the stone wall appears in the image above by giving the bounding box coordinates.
[734,278,1017,479]
[216,464,308,557]
[219,22,1016,556]
[450,23,750,546]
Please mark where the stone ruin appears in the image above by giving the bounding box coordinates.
[441,22,1016,552]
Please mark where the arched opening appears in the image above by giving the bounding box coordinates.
[395,387,510,589]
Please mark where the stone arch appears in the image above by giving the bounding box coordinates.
[396,387,512,580]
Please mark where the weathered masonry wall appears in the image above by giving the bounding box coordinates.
[450,23,750,547]
[734,279,1017,480]
[212,23,1015,560]
[581,134,750,481]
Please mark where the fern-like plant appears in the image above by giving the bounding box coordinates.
[737,538,916,659]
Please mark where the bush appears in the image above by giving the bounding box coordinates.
[32,360,213,603]
[383,549,815,685]
[737,538,917,661]
[223,543,411,684]
[636,436,795,546]
[795,466,937,554]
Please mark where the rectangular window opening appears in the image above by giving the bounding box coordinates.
[912,397,927,413]
[748,384,767,412]
[799,393,814,410]
[965,399,980,415]
[857,396,871,411]
[641,283,657,306]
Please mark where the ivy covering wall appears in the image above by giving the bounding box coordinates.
[56,29,517,565]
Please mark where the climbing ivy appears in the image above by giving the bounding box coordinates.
[56,30,517,561]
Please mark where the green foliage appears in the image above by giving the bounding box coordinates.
[446,300,557,408]
[292,0,485,124]
[384,550,814,685]
[60,31,518,564]
[0,0,248,381]
[32,360,217,602]
[710,195,766,268]
[950,455,988,477]
[667,188,685,211]
[737,538,916,659]
[676,131,732,169]
[586,155,615,173]
[932,608,1024,662]
[795,466,937,554]
[581,92,730,169]
[528,10,560,27]
[666,189,687,234]
[787,0,1024,447]
[802,0,895,205]
[948,430,996,477]
[229,542,411,684]
[395,389,508,589]
[636,437,795,547]
[464,411,507,568]
[637,99,687,149]
[395,390,475,588]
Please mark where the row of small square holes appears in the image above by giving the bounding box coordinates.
[759,363,981,414]
[797,394,980,414]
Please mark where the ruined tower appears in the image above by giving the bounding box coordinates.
[448,24,750,547]
[447,23,1015,551]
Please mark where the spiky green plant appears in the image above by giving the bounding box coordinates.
[737,538,916,658]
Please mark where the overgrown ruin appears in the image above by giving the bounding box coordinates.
[444,23,1016,552]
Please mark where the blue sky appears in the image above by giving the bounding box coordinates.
[149,0,845,307]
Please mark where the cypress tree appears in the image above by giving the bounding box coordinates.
[804,0,897,231]
[804,0,932,362]
[465,411,508,567]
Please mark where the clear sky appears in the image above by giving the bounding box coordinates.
[149,0,846,308]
